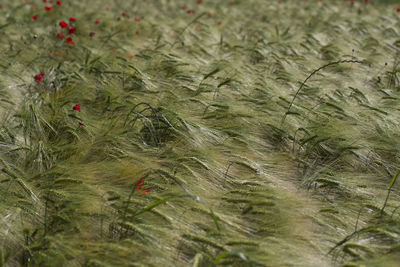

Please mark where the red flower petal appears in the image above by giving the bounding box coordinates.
[135,17,140,22]
[68,27,76,34]
[44,6,52,11]
[95,19,100,24]
[32,15,37,20]
[136,179,151,193]
[56,1,62,6]
[198,0,203,4]
[34,73,45,83]
[69,17,76,22]
[72,104,80,111]
[122,12,128,17]
[59,21,68,28]
[57,32,65,39]
[66,37,74,45]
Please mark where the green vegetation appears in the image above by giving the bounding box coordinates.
[0,0,399,266]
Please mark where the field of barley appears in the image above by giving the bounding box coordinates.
[0,0,400,266]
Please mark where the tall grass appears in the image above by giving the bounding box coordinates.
[0,0,400,266]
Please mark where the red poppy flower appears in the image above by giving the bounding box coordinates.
[89,31,95,37]
[34,73,45,83]
[69,17,76,22]
[106,7,110,11]
[122,12,128,17]
[136,179,151,194]
[181,5,186,10]
[43,0,47,2]
[187,10,195,14]
[68,27,76,34]
[137,179,143,187]
[57,32,65,39]
[95,19,100,24]
[32,15,37,20]
[56,1,62,6]
[66,37,74,45]
[45,6,52,11]
[397,7,400,13]
[59,21,68,28]
[135,17,140,22]
[72,104,80,111]
[198,0,203,3]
